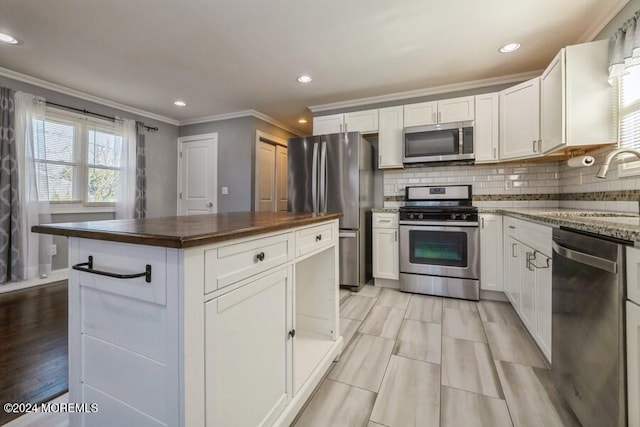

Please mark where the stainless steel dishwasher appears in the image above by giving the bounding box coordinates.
[552,228,627,427]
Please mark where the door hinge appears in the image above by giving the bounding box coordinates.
[179,151,183,158]
[179,192,182,199]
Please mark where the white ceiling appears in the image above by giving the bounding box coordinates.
[0,0,628,134]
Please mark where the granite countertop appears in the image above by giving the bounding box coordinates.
[33,212,342,249]
[481,208,640,246]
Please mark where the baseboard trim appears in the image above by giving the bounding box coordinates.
[0,269,68,294]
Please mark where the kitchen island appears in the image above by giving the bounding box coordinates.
[34,212,343,427]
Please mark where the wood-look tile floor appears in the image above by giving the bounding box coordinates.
[293,286,580,427]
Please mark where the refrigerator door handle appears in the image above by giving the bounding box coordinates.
[320,141,327,213]
[312,142,319,214]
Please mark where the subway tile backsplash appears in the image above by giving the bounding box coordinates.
[382,146,640,213]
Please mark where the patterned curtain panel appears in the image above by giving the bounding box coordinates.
[609,9,640,83]
[0,87,20,283]
[135,121,147,219]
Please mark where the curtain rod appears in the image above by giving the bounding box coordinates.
[45,101,159,132]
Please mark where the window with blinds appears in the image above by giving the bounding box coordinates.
[620,65,640,152]
[33,108,123,207]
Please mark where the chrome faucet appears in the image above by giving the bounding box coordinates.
[596,148,640,178]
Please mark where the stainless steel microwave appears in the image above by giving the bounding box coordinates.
[403,121,474,165]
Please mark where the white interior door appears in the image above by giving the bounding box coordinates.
[275,145,288,212]
[178,133,218,215]
[256,141,276,212]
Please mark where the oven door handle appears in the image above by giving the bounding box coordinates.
[399,220,478,227]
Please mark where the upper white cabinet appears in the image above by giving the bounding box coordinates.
[313,109,378,135]
[500,78,541,160]
[475,93,500,163]
[540,39,614,154]
[378,106,404,169]
[372,212,399,280]
[479,214,503,292]
[404,96,475,127]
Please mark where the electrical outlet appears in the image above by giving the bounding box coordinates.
[221,187,229,195]
[51,244,57,256]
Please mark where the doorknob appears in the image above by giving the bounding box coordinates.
[207,202,213,207]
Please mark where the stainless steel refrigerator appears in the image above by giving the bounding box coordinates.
[288,131,373,291]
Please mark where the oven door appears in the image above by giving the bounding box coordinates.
[399,223,479,279]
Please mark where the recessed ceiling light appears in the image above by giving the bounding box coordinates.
[173,100,187,107]
[0,33,18,45]
[298,118,308,124]
[297,75,312,84]
[499,42,521,53]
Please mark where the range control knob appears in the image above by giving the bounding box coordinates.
[418,213,424,219]
[409,213,415,219]
[450,213,457,220]
[461,214,468,220]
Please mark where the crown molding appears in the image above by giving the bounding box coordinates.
[179,109,303,136]
[308,70,543,113]
[0,67,180,125]
[577,0,630,43]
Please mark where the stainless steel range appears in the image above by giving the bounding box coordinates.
[399,185,479,300]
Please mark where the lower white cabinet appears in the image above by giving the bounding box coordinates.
[372,212,399,280]
[627,300,640,427]
[501,216,552,362]
[205,267,293,427]
[479,214,503,291]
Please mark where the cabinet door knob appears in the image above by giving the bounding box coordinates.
[315,234,322,242]
[207,202,213,207]
[288,329,296,339]
[255,252,265,262]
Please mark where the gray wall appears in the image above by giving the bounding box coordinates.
[179,116,296,212]
[596,0,640,40]
[0,74,179,269]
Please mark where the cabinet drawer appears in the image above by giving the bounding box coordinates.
[71,239,167,306]
[628,247,640,305]
[504,216,520,239]
[295,222,335,257]
[205,233,293,293]
[520,221,552,256]
[373,212,398,228]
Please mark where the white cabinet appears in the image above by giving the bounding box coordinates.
[628,247,640,305]
[205,267,293,427]
[403,96,475,127]
[501,216,552,362]
[627,300,640,427]
[475,93,500,163]
[313,114,343,135]
[313,109,378,135]
[479,214,503,291]
[372,212,399,280]
[540,40,614,154]
[378,106,404,169]
[500,78,541,160]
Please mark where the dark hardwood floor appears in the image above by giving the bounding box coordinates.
[0,281,68,425]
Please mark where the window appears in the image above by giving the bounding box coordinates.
[620,65,640,151]
[617,65,640,176]
[33,108,123,210]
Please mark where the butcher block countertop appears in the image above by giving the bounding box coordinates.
[32,212,342,248]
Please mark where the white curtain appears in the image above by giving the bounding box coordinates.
[115,118,137,219]
[609,10,640,84]
[14,92,51,280]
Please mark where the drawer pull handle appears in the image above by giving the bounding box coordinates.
[508,225,516,229]
[315,234,322,242]
[72,256,151,283]
[255,252,266,262]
